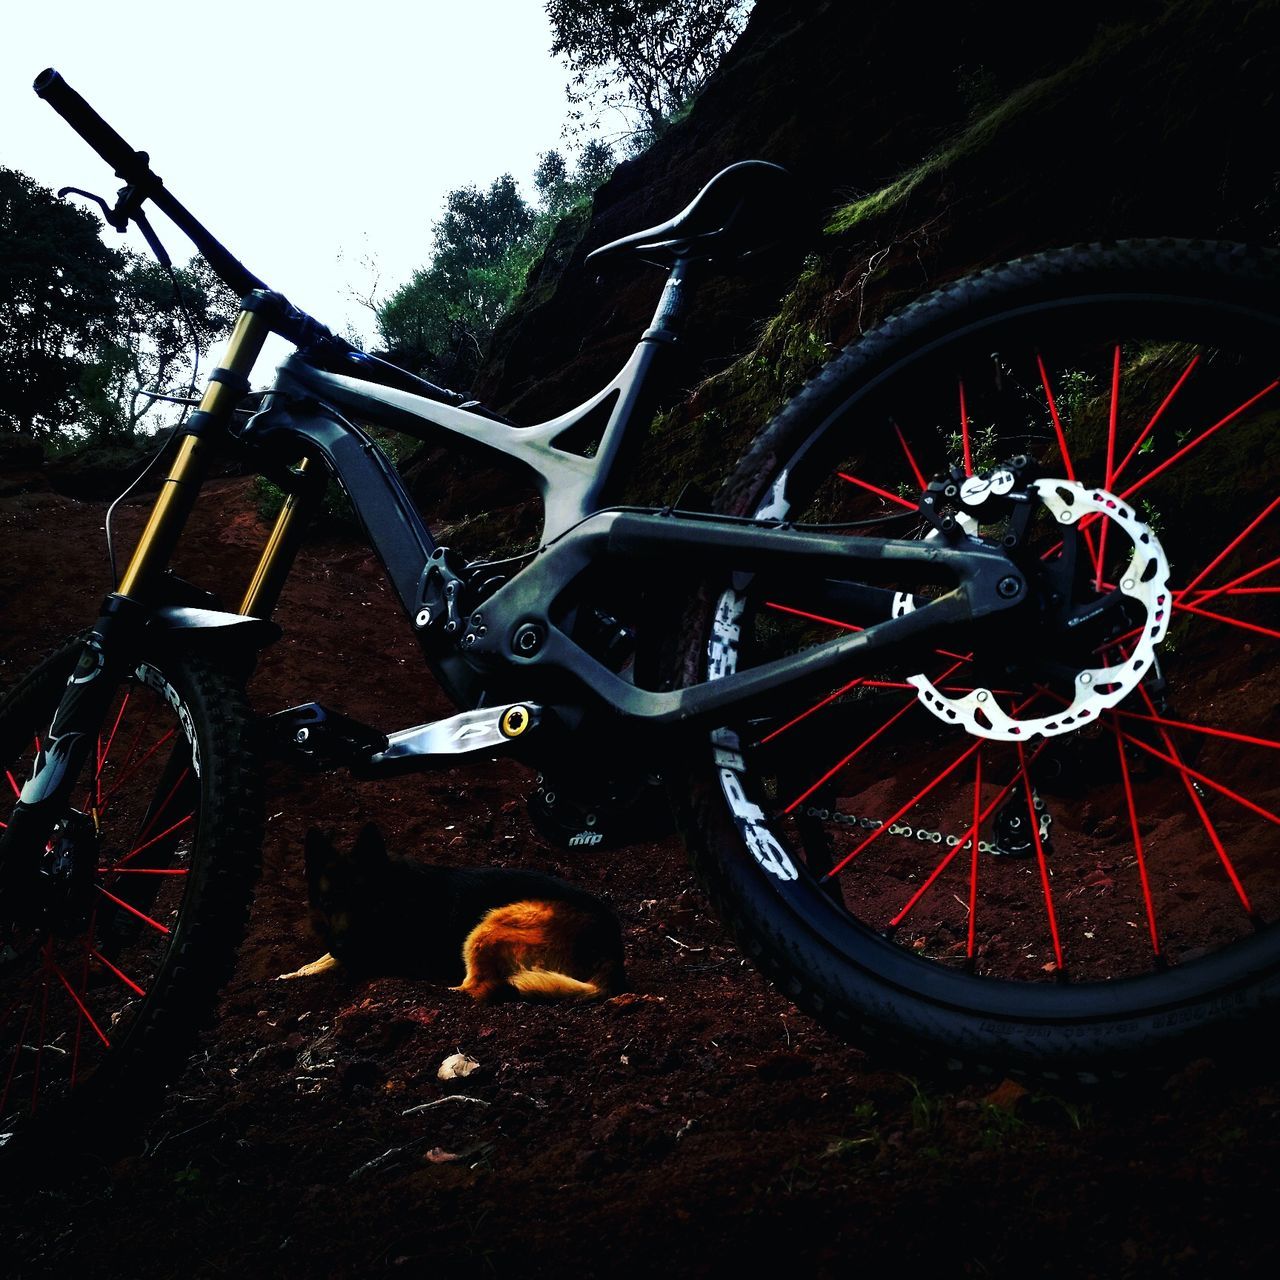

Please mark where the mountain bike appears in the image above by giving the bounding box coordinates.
[5,70,1280,1142]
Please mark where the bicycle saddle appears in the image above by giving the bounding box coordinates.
[586,160,796,269]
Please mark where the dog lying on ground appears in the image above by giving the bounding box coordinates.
[278,824,626,1001]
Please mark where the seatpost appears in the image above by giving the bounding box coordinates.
[644,256,695,340]
[582,257,696,512]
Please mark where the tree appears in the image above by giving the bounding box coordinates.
[376,148,616,390]
[546,0,751,143]
[431,176,535,288]
[377,175,536,387]
[0,167,121,438]
[534,140,616,216]
[79,253,238,437]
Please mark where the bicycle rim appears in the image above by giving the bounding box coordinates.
[0,654,206,1130]
[701,263,1280,1031]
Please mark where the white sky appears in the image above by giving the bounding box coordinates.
[2,1,581,364]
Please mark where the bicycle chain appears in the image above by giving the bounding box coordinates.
[801,802,1052,855]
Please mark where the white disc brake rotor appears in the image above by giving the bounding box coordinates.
[907,479,1171,741]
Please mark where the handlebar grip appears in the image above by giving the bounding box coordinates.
[33,68,151,181]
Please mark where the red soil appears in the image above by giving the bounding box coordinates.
[1,478,1278,1278]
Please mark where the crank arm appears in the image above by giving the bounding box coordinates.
[356,702,541,776]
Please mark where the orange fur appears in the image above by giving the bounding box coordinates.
[451,900,609,1002]
[508,969,602,998]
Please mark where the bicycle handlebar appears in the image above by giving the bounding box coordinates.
[33,67,148,183]
[33,67,269,300]
[31,69,485,407]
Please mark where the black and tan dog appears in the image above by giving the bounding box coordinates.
[278,824,626,1001]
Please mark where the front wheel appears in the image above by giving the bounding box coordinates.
[0,638,262,1140]
[673,240,1280,1078]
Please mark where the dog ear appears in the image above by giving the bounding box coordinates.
[352,822,388,864]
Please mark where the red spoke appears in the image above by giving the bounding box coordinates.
[51,960,110,1049]
[1118,379,1280,503]
[132,767,191,850]
[1135,687,1254,915]
[111,810,195,870]
[785,698,920,815]
[1171,599,1280,642]
[1037,354,1076,481]
[1179,495,1280,598]
[1114,707,1280,752]
[957,379,974,476]
[835,471,918,511]
[824,734,984,878]
[93,693,133,811]
[88,947,147,998]
[1035,354,1106,576]
[1095,621,1144,657]
[1113,722,1161,959]
[966,750,982,958]
[98,866,189,876]
[785,658,968,814]
[1118,727,1280,829]
[889,745,1046,930]
[1111,353,1200,488]
[1018,743,1065,971]
[894,422,928,491]
[1094,347,1123,588]
[5,770,19,800]
[1104,345,1122,489]
[94,706,155,814]
[765,601,861,632]
[97,692,131,776]
[859,680,1020,696]
[758,677,865,746]
[1207,587,1280,596]
[96,885,172,936]
[1187,553,1280,608]
[889,842,967,931]
[763,602,968,665]
[98,728,176,813]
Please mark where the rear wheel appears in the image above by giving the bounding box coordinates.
[674,240,1280,1076]
[0,638,261,1142]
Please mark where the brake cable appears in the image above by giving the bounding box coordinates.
[61,184,207,588]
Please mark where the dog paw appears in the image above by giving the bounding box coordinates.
[277,952,339,981]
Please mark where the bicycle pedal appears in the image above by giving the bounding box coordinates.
[268,702,390,771]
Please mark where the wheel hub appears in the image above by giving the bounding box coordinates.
[909,478,1172,740]
[34,809,98,936]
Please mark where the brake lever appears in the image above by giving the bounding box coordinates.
[56,184,115,224]
[57,183,172,268]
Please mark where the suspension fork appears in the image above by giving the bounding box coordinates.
[0,308,271,900]
[238,456,323,619]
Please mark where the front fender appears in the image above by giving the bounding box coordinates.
[145,605,280,654]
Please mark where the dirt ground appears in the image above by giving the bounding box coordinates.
[1,477,1279,1278]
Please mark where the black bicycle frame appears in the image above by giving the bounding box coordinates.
[239,265,1024,741]
[0,67,1025,895]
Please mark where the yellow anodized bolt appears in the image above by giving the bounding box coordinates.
[499,705,531,738]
